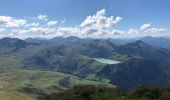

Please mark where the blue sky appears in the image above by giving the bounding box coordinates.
[0,0,169,39]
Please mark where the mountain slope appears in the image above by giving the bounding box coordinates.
[23,45,106,77]
[25,36,93,45]
[22,39,170,89]
[141,36,170,50]
[117,40,170,61]
[97,57,170,89]
[96,41,170,89]
[0,37,38,54]
[72,40,116,58]
[2,38,170,90]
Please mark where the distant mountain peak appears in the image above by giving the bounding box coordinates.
[1,37,23,41]
[134,40,146,44]
[141,36,170,50]
[0,37,36,48]
[124,40,148,47]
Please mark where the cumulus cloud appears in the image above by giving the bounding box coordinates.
[55,9,123,38]
[9,28,56,39]
[113,17,122,25]
[36,15,48,21]
[47,21,58,27]
[125,23,168,38]
[140,23,167,33]
[128,29,139,34]
[10,29,30,38]
[9,27,57,39]
[80,9,122,29]
[0,15,60,38]
[0,16,26,28]
[0,10,168,39]
[56,27,80,37]
[0,28,6,32]
[25,22,39,27]
[12,29,29,34]
[30,27,56,35]
[140,23,151,30]
[148,28,167,33]
[79,9,123,38]
[112,30,124,35]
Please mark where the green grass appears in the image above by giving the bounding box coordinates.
[0,68,112,100]
[0,55,22,68]
[0,91,35,100]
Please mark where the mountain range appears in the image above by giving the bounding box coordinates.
[1,36,170,90]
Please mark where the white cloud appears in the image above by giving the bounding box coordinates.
[0,10,168,39]
[128,29,139,34]
[0,15,61,39]
[55,9,123,38]
[0,28,6,32]
[47,21,58,27]
[30,27,56,35]
[113,16,122,25]
[96,9,105,16]
[10,29,30,38]
[140,23,151,30]
[56,27,80,37]
[0,16,26,28]
[140,23,167,33]
[125,24,168,38]
[112,30,124,35]
[80,9,122,29]
[9,27,57,39]
[25,22,39,27]
[12,29,29,34]
[148,28,167,33]
[0,28,6,38]
[36,15,48,21]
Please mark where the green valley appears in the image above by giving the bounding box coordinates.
[0,68,112,100]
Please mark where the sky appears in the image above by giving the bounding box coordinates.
[0,0,169,39]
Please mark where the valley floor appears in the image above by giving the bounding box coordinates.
[0,68,111,100]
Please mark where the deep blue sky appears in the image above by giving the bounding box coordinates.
[0,0,169,38]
